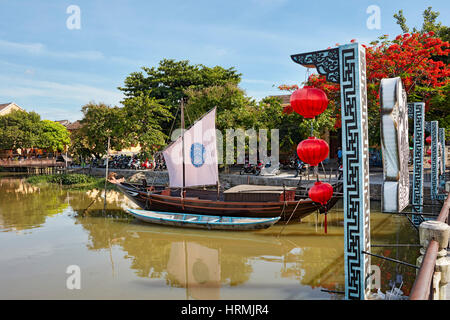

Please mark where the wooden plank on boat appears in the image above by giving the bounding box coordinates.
[224,184,296,202]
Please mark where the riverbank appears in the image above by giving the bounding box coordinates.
[67,167,441,204]
[25,173,116,191]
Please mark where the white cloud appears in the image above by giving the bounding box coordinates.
[0,39,104,61]
[0,39,45,54]
[241,78,276,85]
[0,75,123,106]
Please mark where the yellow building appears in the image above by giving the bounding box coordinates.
[0,102,24,116]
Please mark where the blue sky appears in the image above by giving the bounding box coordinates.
[0,0,448,121]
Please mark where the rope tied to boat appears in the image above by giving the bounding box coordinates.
[277,197,303,237]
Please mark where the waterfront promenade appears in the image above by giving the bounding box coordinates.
[72,166,440,203]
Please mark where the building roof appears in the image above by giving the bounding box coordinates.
[66,121,82,131]
[56,120,70,126]
[0,103,13,112]
[269,95,290,105]
[0,102,24,114]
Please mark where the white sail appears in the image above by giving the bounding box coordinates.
[163,108,218,188]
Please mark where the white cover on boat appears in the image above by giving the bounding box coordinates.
[163,108,219,188]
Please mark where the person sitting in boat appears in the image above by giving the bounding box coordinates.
[107,172,125,184]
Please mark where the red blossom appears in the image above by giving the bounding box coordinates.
[282,104,294,114]
[278,33,450,127]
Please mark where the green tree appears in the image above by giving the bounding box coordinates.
[184,82,254,130]
[77,102,126,159]
[38,120,70,152]
[0,110,41,150]
[121,94,173,157]
[118,59,242,136]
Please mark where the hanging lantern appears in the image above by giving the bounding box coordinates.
[290,86,328,118]
[426,136,432,144]
[427,149,431,156]
[308,181,334,234]
[428,159,432,164]
[308,181,334,205]
[297,137,329,166]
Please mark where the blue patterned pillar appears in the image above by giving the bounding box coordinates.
[407,103,424,225]
[439,128,446,185]
[291,43,371,300]
[431,121,438,200]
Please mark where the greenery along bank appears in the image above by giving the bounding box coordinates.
[0,110,70,152]
[25,174,115,191]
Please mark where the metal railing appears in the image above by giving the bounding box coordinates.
[409,193,450,300]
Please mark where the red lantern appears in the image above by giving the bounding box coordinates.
[427,149,431,156]
[308,181,334,205]
[297,137,329,166]
[290,86,328,118]
[426,136,432,144]
[308,181,334,234]
[428,159,432,164]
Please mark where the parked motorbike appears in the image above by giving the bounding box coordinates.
[240,161,256,175]
[294,160,306,178]
[130,158,140,170]
[254,161,264,176]
[154,159,166,171]
[337,164,343,180]
[141,158,154,170]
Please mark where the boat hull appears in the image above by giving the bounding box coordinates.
[114,182,342,222]
[127,209,280,231]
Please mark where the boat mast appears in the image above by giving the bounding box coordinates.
[181,98,186,196]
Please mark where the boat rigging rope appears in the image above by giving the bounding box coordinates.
[277,197,303,237]
[168,104,180,139]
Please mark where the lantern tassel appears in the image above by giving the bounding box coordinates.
[324,213,327,234]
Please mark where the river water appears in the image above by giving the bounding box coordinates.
[0,174,419,300]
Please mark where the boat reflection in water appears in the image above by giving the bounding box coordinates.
[167,241,221,300]
[0,175,418,299]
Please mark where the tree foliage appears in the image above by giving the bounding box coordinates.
[0,110,69,152]
[393,7,450,139]
[278,10,449,145]
[118,59,242,135]
[75,102,126,159]
[38,120,71,152]
[121,94,173,155]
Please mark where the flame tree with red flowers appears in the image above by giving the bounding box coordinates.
[279,7,450,145]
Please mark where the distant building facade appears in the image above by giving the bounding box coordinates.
[0,102,24,116]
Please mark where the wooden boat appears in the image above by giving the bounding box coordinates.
[111,181,342,222]
[110,105,341,223]
[126,208,280,230]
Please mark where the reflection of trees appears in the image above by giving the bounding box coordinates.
[0,177,68,230]
[69,189,138,216]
